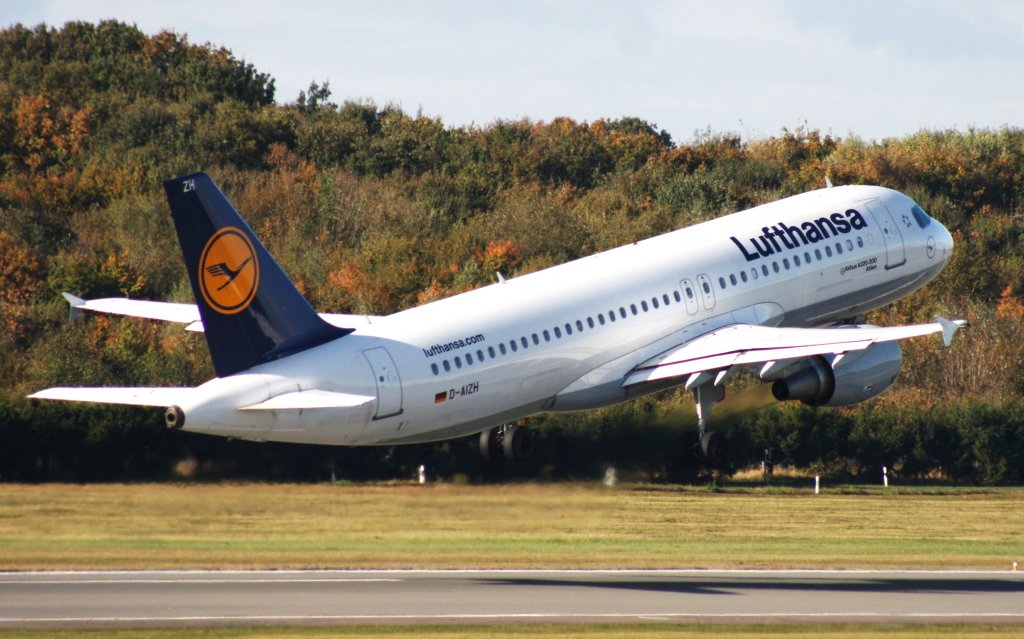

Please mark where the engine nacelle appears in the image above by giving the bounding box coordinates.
[771,341,902,407]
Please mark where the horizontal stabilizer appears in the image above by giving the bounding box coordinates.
[240,390,375,411]
[28,387,196,407]
[61,294,381,333]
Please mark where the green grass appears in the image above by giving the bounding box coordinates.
[3,625,1024,638]
[0,483,1022,570]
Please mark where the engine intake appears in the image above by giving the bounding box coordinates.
[771,341,902,407]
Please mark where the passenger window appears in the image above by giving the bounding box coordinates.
[740,271,748,283]
[521,336,528,348]
[702,282,711,294]
[857,237,864,248]
[804,251,811,263]
[532,333,539,345]
[815,248,822,260]
[825,246,833,257]
[565,323,573,335]
[835,242,843,255]
[619,307,627,318]
[576,319,584,331]
[499,343,507,355]
[455,356,462,369]
[772,262,780,273]
[431,363,439,375]
[466,353,473,365]
[783,258,790,270]
[598,314,605,325]
[673,291,682,302]
[729,274,737,285]
[609,311,616,322]
[554,326,562,338]
[651,298,659,309]
[477,349,484,361]
[751,268,758,280]
[719,277,727,289]
[794,255,801,267]
[846,239,853,251]
[510,341,518,352]
[631,304,638,315]
[664,293,671,305]
[587,317,595,328]
[761,265,769,276]
[443,360,451,372]
[641,301,649,312]
[488,346,496,358]
[543,329,550,341]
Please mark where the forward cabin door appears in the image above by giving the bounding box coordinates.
[865,200,907,269]
[362,347,403,419]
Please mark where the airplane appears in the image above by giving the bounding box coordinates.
[30,172,964,467]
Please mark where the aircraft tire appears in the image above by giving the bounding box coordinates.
[701,431,728,468]
[502,424,534,462]
[479,427,502,461]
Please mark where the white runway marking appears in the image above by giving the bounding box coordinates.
[4,612,1024,624]
[3,569,1022,627]
[2,578,401,585]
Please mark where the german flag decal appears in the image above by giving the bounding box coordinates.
[434,391,447,404]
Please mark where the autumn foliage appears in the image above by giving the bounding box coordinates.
[1,21,1023,482]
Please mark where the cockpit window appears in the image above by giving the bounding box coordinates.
[911,204,932,229]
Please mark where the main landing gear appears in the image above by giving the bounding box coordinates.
[692,383,728,468]
[479,422,533,462]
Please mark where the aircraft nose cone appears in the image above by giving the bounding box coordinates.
[930,222,954,262]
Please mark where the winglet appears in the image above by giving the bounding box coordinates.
[62,292,85,321]
[936,315,968,347]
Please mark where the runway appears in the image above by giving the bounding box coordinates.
[2,569,1023,628]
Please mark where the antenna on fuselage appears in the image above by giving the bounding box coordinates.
[825,175,834,189]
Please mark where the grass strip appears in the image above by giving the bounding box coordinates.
[0,483,1022,570]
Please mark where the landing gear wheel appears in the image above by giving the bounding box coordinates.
[502,424,533,462]
[700,431,728,469]
[479,427,502,461]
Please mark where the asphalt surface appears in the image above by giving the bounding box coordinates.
[2,569,1023,628]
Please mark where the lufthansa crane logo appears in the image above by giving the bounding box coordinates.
[199,227,259,314]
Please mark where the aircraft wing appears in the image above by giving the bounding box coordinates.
[624,317,965,387]
[62,293,381,331]
[27,387,197,407]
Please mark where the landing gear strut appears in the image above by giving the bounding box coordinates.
[479,423,533,462]
[692,383,728,468]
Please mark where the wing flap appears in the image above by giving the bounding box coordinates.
[625,319,963,386]
[28,387,196,407]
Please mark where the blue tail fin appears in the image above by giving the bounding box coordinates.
[164,172,350,377]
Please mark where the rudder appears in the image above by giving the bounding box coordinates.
[164,172,350,377]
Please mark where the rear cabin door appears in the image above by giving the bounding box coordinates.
[362,347,403,419]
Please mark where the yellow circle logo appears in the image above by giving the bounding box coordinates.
[199,227,259,315]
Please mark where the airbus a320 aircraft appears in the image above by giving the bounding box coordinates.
[31,173,964,467]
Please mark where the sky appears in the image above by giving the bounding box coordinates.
[3,0,1023,143]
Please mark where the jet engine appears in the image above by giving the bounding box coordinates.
[771,341,902,407]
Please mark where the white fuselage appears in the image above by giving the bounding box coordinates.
[175,185,954,445]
